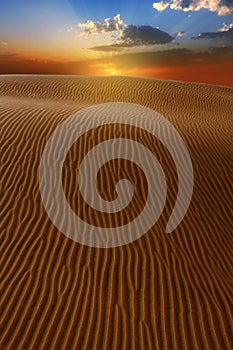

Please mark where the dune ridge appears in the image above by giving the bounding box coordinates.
[1,75,233,349]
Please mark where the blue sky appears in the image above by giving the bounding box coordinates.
[1,0,232,56]
[68,0,229,34]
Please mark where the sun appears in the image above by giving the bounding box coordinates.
[106,66,121,76]
[109,68,119,76]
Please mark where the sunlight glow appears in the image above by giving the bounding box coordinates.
[106,67,121,76]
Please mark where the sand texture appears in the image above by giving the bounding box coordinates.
[1,75,233,349]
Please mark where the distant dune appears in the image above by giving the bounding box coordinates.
[1,75,233,349]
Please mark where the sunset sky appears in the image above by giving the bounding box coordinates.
[1,0,233,85]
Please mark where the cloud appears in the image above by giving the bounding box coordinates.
[121,25,173,45]
[218,22,233,31]
[209,44,233,53]
[192,24,233,39]
[78,15,173,50]
[78,14,127,35]
[92,46,233,73]
[152,0,233,16]
[0,53,18,59]
[176,31,185,37]
[153,2,170,11]
[90,25,173,51]
[90,44,129,52]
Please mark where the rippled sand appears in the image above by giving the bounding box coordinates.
[1,75,233,349]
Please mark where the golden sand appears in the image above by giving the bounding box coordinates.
[1,75,233,349]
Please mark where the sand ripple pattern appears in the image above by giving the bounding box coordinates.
[39,102,193,247]
[1,76,233,350]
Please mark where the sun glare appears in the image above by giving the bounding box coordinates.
[106,66,121,76]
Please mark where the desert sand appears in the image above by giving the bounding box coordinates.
[1,75,233,349]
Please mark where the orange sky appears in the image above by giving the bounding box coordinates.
[1,47,233,86]
[1,1,233,86]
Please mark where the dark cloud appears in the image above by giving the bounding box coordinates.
[90,44,128,52]
[90,25,173,51]
[107,48,194,68]
[0,53,19,59]
[180,0,192,7]
[192,27,233,40]
[209,45,233,54]
[121,25,173,45]
[95,46,233,71]
[220,0,233,11]
[0,54,97,75]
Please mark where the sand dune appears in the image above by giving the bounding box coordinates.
[1,75,233,349]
